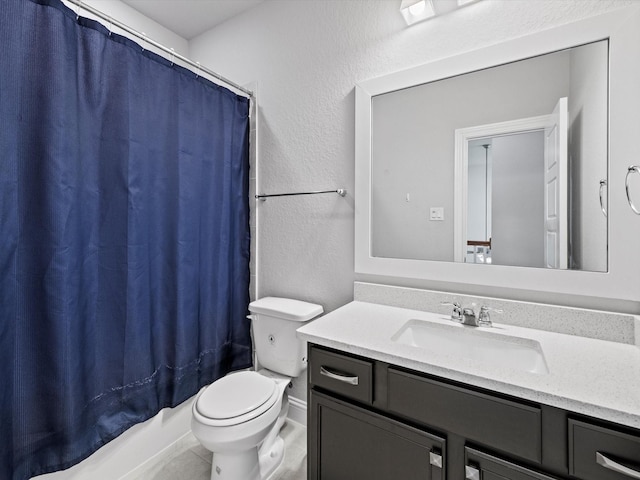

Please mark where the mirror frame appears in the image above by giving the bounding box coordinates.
[355,6,640,302]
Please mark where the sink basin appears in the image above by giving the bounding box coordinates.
[391,319,549,374]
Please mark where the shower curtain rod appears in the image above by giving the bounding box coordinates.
[64,0,254,99]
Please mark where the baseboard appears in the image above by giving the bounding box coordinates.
[287,396,307,426]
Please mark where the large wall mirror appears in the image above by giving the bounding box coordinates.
[371,41,608,272]
[355,6,640,303]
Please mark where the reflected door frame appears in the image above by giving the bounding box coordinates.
[454,114,554,263]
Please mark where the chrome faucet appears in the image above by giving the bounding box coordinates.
[477,305,493,326]
[442,302,501,327]
[441,302,462,322]
[462,307,479,326]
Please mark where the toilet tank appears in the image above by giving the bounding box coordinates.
[249,297,323,377]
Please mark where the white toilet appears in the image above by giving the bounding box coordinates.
[191,297,323,480]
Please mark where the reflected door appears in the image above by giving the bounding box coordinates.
[544,97,569,269]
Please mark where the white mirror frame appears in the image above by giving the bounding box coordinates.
[355,5,640,303]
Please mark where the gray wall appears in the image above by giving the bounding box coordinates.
[491,131,545,268]
[569,40,608,272]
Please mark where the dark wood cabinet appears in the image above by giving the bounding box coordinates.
[307,343,640,480]
[387,367,542,464]
[569,419,640,480]
[309,390,445,480]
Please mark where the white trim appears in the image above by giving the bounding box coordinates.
[287,396,307,426]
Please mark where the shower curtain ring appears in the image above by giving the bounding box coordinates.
[141,32,147,51]
[170,48,175,66]
[76,0,82,21]
[108,16,113,36]
[196,62,202,78]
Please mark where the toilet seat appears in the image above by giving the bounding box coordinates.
[195,371,279,427]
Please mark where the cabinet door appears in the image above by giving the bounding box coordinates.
[309,390,445,480]
[465,447,561,480]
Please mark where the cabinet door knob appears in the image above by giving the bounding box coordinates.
[429,451,443,468]
[465,465,480,480]
[596,452,640,479]
[320,366,359,385]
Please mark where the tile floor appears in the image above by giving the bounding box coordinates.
[129,420,307,480]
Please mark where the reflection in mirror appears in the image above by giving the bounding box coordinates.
[466,140,493,264]
[458,97,568,269]
[371,40,608,272]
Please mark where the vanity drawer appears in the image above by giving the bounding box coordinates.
[465,447,561,480]
[309,346,373,404]
[569,418,640,480]
[387,368,542,463]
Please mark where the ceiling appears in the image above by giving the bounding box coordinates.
[119,0,265,40]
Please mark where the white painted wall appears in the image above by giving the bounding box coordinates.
[62,0,189,56]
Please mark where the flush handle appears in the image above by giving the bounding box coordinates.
[320,366,359,385]
[596,452,640,479]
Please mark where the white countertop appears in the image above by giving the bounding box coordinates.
[297,301,640,430]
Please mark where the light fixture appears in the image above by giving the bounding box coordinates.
[400,0,483,26]
[400,0,436,25]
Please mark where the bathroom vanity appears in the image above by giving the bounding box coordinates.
[298,300,640,480]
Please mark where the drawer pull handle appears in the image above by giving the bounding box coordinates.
[596,452,640,479]
[320,366,359,385]
[465,465,480,480]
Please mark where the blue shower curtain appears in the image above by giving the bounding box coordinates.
[0,0,252,478]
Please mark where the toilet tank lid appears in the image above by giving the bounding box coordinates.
[249,297,323,322]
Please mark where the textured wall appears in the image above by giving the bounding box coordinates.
[189,0,633,316]
[68,0,189,55]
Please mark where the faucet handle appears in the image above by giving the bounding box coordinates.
[477,305,502,327]
[441,301,462,322]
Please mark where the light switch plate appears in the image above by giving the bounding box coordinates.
[430,207,444,221]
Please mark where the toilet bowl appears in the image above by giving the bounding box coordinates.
[191,297,323,480]
[191,370,291,480]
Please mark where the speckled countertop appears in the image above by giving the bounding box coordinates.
[297,301,640,430]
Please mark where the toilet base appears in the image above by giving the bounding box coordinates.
[259,435,284,480]
[210,449,261,480]
[259,393,288,478]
